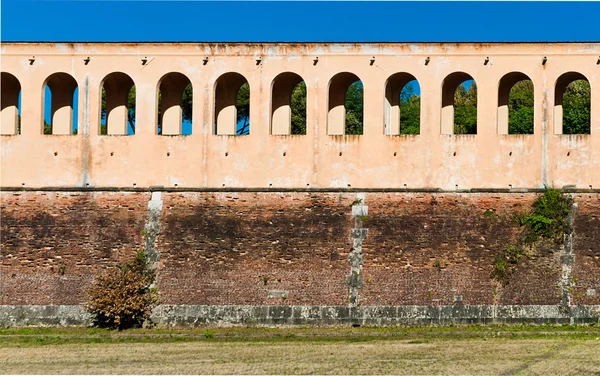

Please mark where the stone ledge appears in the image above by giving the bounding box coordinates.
[1,305,598,327]
[2,187,600,194]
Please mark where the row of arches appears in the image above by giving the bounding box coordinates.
[0,70,592,137]
[100,72,195,136]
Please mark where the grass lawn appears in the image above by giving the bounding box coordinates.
[1,325,599,374]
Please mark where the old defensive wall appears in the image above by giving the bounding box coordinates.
[1,42,599,326]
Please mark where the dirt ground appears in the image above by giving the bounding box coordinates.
[1,327,599,374]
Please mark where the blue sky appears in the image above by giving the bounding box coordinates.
[2,1,599,42]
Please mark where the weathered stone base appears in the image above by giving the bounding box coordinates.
[1,305,599,327]
[0,305,93,327]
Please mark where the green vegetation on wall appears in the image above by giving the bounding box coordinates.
[491,189,574,284]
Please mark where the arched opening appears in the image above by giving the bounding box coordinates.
[554,72,591,135]
[328,72,363,135]
[1,72,21,135]
[214,72,250,135]
[43,73,78,135]
[100,72,135,135]
[157,72,193,135]
[498,72,534,135]
[384,73,420,135]
[271,72,306,135]
[441,72,477,135]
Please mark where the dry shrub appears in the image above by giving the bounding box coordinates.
[86,250,158,330]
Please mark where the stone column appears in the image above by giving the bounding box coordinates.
[1,73,20,135]
[327,78,348,135]
[160,76,190,135]
[51,85,74,135]
[216,76,245,135]
[384,82,401,135]
[441,85,455,135]
[271,74,303,135]
[106,85,130,135]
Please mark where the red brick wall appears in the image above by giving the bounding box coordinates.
[360,193,564,306]
[156,192,353,306]
[0,192,148,305]
[572,194,600,305]
[1,191,598,307]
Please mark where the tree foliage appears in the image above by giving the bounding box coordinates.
[86,250,158,330]
[399,81,420,134]
[43,121,51,135]
[563,80,590,134]
[236,82,250,135]
[291,81,307,135]
[508,80,534,134]
[453,81,477,134]
[181,83,193,122]
[345,81,364,135]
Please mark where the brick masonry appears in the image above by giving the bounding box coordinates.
[0,192,148,305]
[156,192,352,306]
[572,195,600,306]
[1,190,599,324]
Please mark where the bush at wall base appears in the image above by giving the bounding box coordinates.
[85,250,158,330]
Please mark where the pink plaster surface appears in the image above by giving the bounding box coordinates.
[1,42,598,189]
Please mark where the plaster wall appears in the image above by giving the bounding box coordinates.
[1,43,599,190]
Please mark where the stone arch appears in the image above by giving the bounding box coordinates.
[1,72,21,135]
[100,72,135,135]
[43,72,78,135]
[384,73,420,135]
[498,72,534,135]
[157,72,193,135]
[328,72,363,135]
[554,72,591,134]
[214,72,250,135]
[441,72,477,135]
[270,72,306,135]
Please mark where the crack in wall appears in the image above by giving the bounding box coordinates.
[346,193,367,309]
[144,192,163,275]
[559,200,577,321]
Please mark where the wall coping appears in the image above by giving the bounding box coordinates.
[1,187,599,194]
